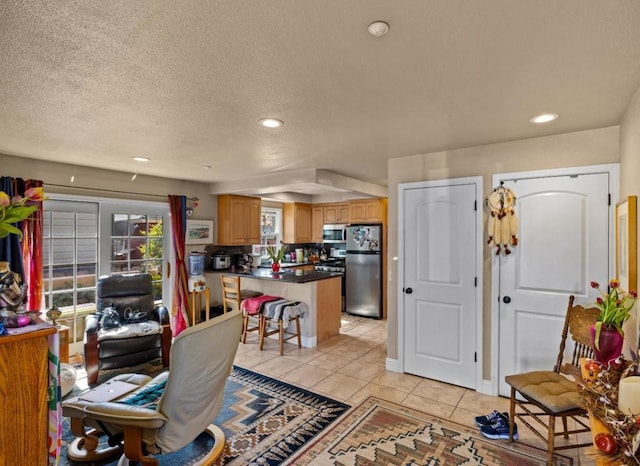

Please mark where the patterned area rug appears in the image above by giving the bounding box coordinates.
[287,396,574,466]
[60,366,350,465]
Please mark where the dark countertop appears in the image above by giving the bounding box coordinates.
[223,268,342,284]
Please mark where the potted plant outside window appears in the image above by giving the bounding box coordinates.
[266,246,285,272]
[590,279,637,364]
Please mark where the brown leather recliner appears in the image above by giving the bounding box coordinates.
[84,274,172,385]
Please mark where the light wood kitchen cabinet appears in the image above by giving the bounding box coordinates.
[217,194,261,245]
[311,206,324,242]
[0,326,56,466]
[283,202,312,243]
[323,203,350,224]
[349,198,387,224]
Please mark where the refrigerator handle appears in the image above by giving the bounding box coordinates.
[343,228,347,242]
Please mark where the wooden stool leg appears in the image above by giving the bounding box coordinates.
[242,312,248,343]
[295,317,301,349]
[259,317,266,351]
[279,320,284,356]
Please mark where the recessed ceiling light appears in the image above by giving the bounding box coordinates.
[131,173,138,181]
[530,113,559,124]
[259,118,284,128]
[368,21,389,37]
[203,165,211,170]
[132,156,151,162]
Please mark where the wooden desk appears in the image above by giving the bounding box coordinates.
[0,326,56,466]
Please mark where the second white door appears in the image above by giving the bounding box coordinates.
[497,172,610,396]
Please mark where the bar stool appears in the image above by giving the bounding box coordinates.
[259,300,306,355]
[220,275,262,342]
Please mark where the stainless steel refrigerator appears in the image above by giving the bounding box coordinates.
[345,224,382,318]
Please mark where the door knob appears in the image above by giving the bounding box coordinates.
[405,287,413,294]
[503,296,511,303]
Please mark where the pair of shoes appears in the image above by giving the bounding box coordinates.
[480,415,518,440]
[474,410,508,427]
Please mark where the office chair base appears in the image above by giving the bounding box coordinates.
[114,424,226,466]
[67,428,122,462]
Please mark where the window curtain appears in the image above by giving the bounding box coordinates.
[0,176,44,310]
[168,195,189,336]
[21,179,44,311]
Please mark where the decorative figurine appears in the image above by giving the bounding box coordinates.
[46,305,62,327]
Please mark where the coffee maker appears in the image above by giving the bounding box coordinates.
[232,253,249,269]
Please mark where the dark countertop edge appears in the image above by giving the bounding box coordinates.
[216,269,342,284]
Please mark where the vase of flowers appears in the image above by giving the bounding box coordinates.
[0,187,45,238]
[590,279,637,364]
[266,246,285,273]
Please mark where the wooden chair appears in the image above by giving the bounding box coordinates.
[504,295,599,466]
[220,275,262,342]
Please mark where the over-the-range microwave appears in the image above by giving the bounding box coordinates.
[322,224,347,243]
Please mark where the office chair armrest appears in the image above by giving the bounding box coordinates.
[82,402,168,430]
[85,314,100,334]
[152,305,170,325]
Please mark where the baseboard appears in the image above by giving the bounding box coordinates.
[301,336,317,348]
[385,357,401,373]
[476,379,495,396]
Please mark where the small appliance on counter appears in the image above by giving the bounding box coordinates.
[232,253,251,270]
[188,252,206,292]
[211,251,230,270]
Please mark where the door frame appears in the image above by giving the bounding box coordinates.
[489,163,619,395]
[397,176,484,390]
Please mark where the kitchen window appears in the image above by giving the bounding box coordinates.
[253,207,282,258]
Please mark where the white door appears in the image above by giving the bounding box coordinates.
[403,182,479,389]
[498,173,610,396]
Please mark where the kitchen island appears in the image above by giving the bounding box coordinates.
[205,268,342,347]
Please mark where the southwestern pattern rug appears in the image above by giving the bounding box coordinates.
[287,397,574,466]
[60,365,350,465]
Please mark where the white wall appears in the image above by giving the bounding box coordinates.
[619,86,640,355]
[387,126,620,378]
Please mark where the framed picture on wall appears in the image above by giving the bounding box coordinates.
[616,195,637,292]
[185,219,214,245]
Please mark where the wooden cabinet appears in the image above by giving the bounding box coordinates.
[349,198,387,224]
[311,206,324,242]
[217,194,261,245]
[0,326,56,466]
[283,202,312,243]
[323,203,350,224]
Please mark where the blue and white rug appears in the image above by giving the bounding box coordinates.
[60,365,350,465]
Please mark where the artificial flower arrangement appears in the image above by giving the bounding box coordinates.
[266,245,285,264]
[0,187,45,238]
[591,279,638,350]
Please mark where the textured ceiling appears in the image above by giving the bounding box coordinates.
[1,1,640,195]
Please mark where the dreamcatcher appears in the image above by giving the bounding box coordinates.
[486,182,518,255]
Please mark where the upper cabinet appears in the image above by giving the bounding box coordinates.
[311,206,324,243]
[349,198,387,224]
[217,194,261,245]
[323,203,350,224]
[283,202,312,244]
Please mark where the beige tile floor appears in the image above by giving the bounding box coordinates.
[236,313,597,465]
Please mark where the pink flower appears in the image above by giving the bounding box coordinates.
[631,290,638,298]
[591,281,600,289]
[610,279,620,289]
[596,297,604,305]
[24,187,45,202]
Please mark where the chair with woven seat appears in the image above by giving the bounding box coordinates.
[505,295,599,466]
[220,274,262,342]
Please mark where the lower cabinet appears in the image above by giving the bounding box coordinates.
[0,327,56,466]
